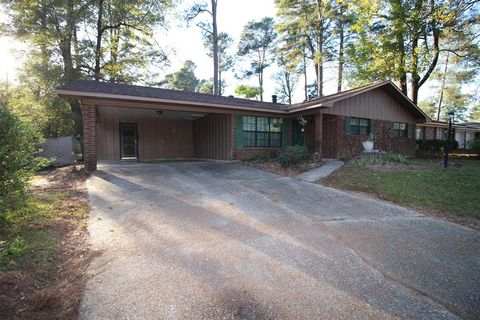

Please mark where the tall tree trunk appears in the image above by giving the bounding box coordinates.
[436,52,450,121]
[211,0,219,95]
[316,0,324,97]
[413,0,440,104]
[337,3,345,92]
[303,52,308,100]
[94,0,104,81]
[218,70,223,95]
[410,33,420,104]
[63,0,82,137]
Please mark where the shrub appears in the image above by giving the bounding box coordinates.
[416,139,459,157]
[0,105,44,213]
[468,138,480,155]
[279,145,308,167]
[352,152,408,166]
[382,152,408,164]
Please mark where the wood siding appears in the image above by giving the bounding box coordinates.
[322,88,418,123]
[96,108,193,160]
[192,114,231,160]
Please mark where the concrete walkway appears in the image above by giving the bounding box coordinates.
[295,159,344,182]
[81,161,479,320]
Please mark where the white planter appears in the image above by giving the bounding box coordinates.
[362,140,374,152]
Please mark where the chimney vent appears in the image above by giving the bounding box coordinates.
[272,95,277,103]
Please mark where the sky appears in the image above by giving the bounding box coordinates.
[0,0,446,104]
[0,0,338,104]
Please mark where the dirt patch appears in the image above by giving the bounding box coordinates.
[242,160,324,177]
[0,165,94,320]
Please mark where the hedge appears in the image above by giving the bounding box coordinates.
[416,139,459,157]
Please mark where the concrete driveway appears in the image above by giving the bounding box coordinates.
[81,161,479,320]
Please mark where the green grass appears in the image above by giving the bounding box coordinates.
[320,158,480,218]
[0,189,87,272]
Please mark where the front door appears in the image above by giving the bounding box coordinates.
[120,123,138,160]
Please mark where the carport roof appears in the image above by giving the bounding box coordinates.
[57,80,288,112]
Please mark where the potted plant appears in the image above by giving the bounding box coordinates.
[362,132,375,152]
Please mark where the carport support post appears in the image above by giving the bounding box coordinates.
[314,112,323,158]
[82,104,97,171]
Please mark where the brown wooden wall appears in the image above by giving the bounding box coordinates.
[322,88,418,123]
[96,108,193,160]
[192,114,231,160]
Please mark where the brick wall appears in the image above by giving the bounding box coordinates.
[82,104,97,170]
[303,115,316,153]
[322,114,339,158]
[234,148,282,160]
[322,114,416,159]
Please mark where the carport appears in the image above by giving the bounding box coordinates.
[95,106,231,162]
[57,80,287,170]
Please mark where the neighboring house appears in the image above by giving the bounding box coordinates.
[56,80,428,170]
[416,121,480,149]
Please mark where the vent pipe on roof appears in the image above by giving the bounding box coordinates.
[228,95,234,98]
[272,95,277,104]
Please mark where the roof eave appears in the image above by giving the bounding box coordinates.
[56,89,287,114]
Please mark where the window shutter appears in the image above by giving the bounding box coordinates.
[407,123,413,138]
[370,119,376,136]
[281,118,289,148]
[345,117,351,136]
[236,116,244,149]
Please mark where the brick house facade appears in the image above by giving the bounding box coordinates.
[57,80,428,170]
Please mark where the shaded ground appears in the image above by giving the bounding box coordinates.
[319,158,480,230]
[0,166,93,320]
[241,159,323,176]
[82,161,479,320]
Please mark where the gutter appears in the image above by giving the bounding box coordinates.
[56,89,288,115]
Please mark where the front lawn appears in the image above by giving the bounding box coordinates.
[319,158,480,223]
[0,166,92,319]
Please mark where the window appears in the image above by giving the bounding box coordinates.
[349,117,370,135]
[391,122,408,137]
[243,116,282,147]
[435,127,446,140]
[415,127,424,140]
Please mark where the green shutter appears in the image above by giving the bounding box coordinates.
[407,123,413,138]
[282,118,289,148]
[236,115,244,149]
[370,119,376,136]
[345,117,351,135]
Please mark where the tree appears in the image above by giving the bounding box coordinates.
[347,0,479,104]
[186,0,220,95]
[163,60,201,92]
[441,85,471,122]
[275,0,334,97]
[470,104,480,121]
[1,0,173,138]
[237,17,277,101]
[88,0,172,83]
[203,32,234,95]
[274,56,300,104]
[235,85,263,100]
